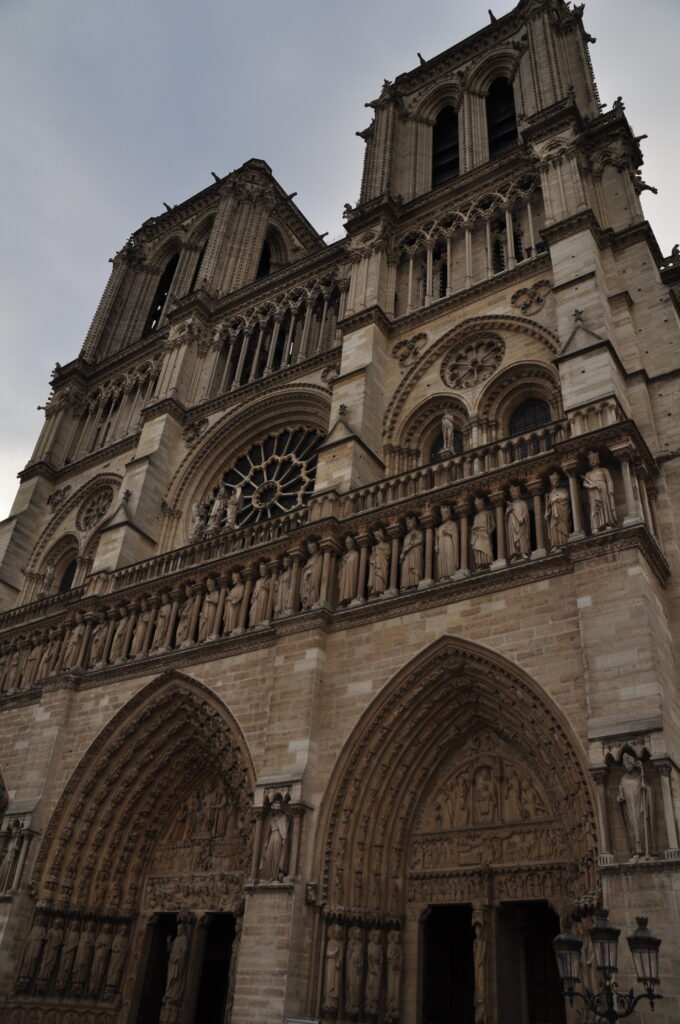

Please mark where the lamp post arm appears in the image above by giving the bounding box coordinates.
[562,983,661,1021]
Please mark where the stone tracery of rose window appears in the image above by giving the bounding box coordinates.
[441,334,505,390]
[211,427,322,528]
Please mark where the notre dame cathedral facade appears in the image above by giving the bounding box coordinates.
[0,1,679,1021]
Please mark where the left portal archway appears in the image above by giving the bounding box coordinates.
[10,672,255,1024]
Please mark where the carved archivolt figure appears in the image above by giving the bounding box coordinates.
[0,820,23,892]
[89,922,113,998]
[62,611,86,669]
[301,539,322,609]
[197,577,219,641]
[368,527,390,596]
[163,923,189,1006]
[544,471,570,548]
[520,778,547,820]
[223,571,244,633]
[364,929,383,1016]
[435,505,459,578]
[471,496,495,568]
[400,515,423,589]
[89,616,108,667]
[104,923,129,999]
[109,606,129,662]
[206,483,228,532]
[472,908,488,1024]
[71,919,96,995]
[338,535,359,604]
[150,592,171,651]
[35,916,65,993]
[17,914,47,990]
[56,918,81,993]
[249,564,270,627]
[225,484,243,528]
[385,930,402,1021]
[474,766,497,824]
[505,485,530,560]
[345,925,363,1015]
[322,924,344,1013]
[174,586,195,647]
[190,499,210,541]
[274,555,292,617]
[503,765,522,821]
[582,450,617,531]
[618,753,653,859]
[452,773,470,827]
[130,598,152,657]
[259,797,289,881]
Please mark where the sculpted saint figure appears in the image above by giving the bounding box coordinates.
[174,585,196,647]
[3,647,23,691]
[163,923,189,1006]
[62,611,86,669]
[225,485,243,528]
[56,918,81,993]
[89,617,108,667]
[544,471,571,548]
[435,505,459,578]
[452,773,470,827]
[385,930,402,1022]
[109,606,129,663]
[364,929,383,1016]
[207,483,228,533]
[36,630,60,681]
[42,561,56,595]
[248,564,270,627]
[338,535,359,604]
[274,555,292,617]
[71,919,96,995]
[150,592,171,651]
[0,820,23,892]
[471,496,495,568]
[190,499,210,540]
[503,765,522,821]
[300,540,322,609]
[520,778,547,820]
[223,571,244,633]
[260,797,290,880]
[582,450,617,532]
[89,922,113,998]
[400,515,423,590]
[473,909,488,1024]
[104,923,129,999]
[618,753,652,859]
[441,409,455,453]
[36,916,65,993]
[197,577,219,641]
[130,598,152,657]
[368,527,390,596]
[17,914,48,991]
[505,485,531,560]
[24,632,44,687]
[345,926,363,1015]
[322,924,344,1013]
[474,767,497,824]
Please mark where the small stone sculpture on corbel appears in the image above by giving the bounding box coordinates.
[618,752,655,860]
[259,791,291,882]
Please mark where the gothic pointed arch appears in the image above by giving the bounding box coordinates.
[31,671,255,919]
[474,359,562,430]
[396,393,471,467]
[466,48,522,94]
[315,636,598,921]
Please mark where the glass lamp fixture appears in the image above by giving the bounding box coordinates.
[589,911,620,980]
[627,917,661,996]
[552,925,583,991]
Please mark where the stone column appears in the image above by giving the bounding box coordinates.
[248,323,266,382]
[505,207,516,269]
[656,760,680,860]
[418,510,435,588]
[143,599,159,655]
[185,583,203,646]
[455,499,470,578]
[527,479,546,558]
[264,316,283,375]
[103,610,117,665]
[265,560,279,622]
[163,588,183,650]
[317,538,341,609]
[591,767,613,864]
[231,327,253,389]
[386,521,402,597]
[464,226,473,288]
[562,458,585,539]
[613,446,643,526]
[76,615,95,670]
[490,490,507,570]
[425,243,434,305]
[351,532,370,606]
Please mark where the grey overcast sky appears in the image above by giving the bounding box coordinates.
[1,0,678,519]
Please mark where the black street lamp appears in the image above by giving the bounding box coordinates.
[552,911,662,1022]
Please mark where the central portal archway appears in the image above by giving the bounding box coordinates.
[312,637,599,1024]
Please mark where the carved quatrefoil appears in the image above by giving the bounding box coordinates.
[441,335,505,390]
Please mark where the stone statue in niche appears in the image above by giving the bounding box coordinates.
[130,598,152,657]
[223,571,244,633]
[368,527,390,596]
[150,591,171,651]
[544,471,571,548]
[300,539,322,609]
[274,555,292,617]
[3,647,22,691]
[259,794,290,881]
[472,907,488,1024]
[36,630,59,681]
[400,515,423,589]
[62,611,86,669]
[109,606,129,663]
[225,485,243,528]
[474,766,497,824]
[89,922,113,998]
[71,919,96,995]
[207,483,228,533]
[338,535,359,604]
[452,773,470,827]
[16,913,47,990]
[471,496,495,568]
[190,499,210,541]
[322,924,344,1013]
[35,916,65,993]
[42,561,56,595]
[435,504,458,578]
[582,450,617,532]
[520,778,548,820]
[0,820,23,892]
[441,409,456,454]
[505,485,530,560]
[385,930,402,1021]
[618,753,653,859]
[104,923,129,999]
[23,634,43,687]
[248,564,270,627]
[503,765,522,821]
[162,922,189,1011]
[364,929,383,1016]
[345,925,364,1015]
[55,918,81,993]
[197,578,219,641]
[174,585,196,647]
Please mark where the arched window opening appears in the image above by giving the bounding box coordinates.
[256,239,272,280]
[189,239,209,293]
[431,428,464,461]
[509,399,551,436]
[486,77,518,159]
[432,106,460,187]
[58,559,78,593]
[492,237,505,274]
[143,252,179,336]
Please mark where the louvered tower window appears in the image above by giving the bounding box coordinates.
[432,106,460,187]
[486,77,518,159]
[143,252,180,335]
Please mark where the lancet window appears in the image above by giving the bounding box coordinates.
[432,105,460,187]
[486,76,518,159]
[143,252,180,336]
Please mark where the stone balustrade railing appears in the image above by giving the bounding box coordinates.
[0,420,664,697]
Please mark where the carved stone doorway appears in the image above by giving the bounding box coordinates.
[136,913,176,1024]
[495,901,564,1024]
[422,904,474,1024]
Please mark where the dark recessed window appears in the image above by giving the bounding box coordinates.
[143,252,180,335]
[256,239,272,279]
[58,559,77,593]
[432,106,460,187]
[509,399,551,435]
[486,77,518,159]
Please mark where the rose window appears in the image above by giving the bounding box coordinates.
[76,486,114,531]
[441,334,504,390]
[213,427,322,527]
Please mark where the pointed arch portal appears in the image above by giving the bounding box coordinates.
[313,637,598,1024]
